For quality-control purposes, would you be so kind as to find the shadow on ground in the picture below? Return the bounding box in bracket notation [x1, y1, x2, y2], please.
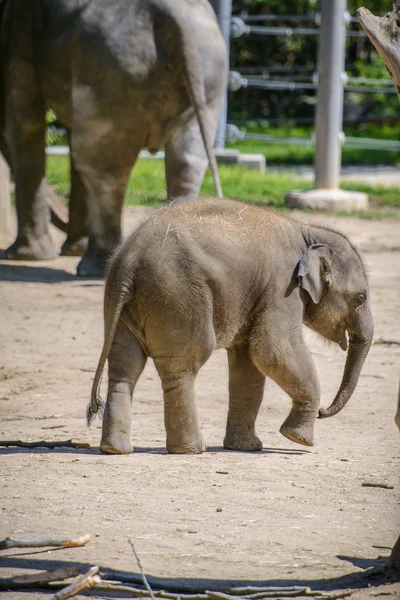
[0, 443, 311, 457]
[0, 552, 398, 595]
[0, 261, 103, 284]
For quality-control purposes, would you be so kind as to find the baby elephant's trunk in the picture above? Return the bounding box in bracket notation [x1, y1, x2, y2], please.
[319, 308, 374, 418]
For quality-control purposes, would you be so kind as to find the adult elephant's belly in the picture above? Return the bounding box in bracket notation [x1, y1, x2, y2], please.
[39, 62, 74, 129]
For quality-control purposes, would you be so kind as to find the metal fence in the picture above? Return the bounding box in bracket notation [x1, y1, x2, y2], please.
[212, 0, 398, 192]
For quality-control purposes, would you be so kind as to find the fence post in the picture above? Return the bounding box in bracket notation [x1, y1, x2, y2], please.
[286, 0, 368, 211]
[314, 0, 346, 189]
[210, 0, 232, 150]
[0, 152, 11, 237]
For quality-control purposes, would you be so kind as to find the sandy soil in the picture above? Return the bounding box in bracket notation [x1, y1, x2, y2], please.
[0, 206, 399, 599]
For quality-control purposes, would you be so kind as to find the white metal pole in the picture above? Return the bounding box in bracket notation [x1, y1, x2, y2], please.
[314, 0, 347, 189]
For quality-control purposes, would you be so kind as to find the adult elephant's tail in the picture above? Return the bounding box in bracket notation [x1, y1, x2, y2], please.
[171, 4, 227, 199]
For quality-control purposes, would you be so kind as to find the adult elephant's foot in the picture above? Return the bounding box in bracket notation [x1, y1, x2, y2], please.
[76, 250, 110, 277]
[279, 406, 316, 446]
[61, 236, 88, 257]
[166, 433, 206, 454]
[223, 429, 263, 452]
[6, 234, 57, 261]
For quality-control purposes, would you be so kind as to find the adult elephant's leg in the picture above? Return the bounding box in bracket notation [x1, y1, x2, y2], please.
[5, 72, 56, 260]
[76, 166, 131, 276]
[224, 344, 265, 451]
[60, 129, 89, 257]
[71, 127, 139, 276]
[164, 104, 220, 203]
[70, 80, 143, 276]
[100, 320, 147, 454]
[251, 336, 320, 447]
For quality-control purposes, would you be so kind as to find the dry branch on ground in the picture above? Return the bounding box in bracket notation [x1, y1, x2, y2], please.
[0, 534, 91, 550]
[0, 439, 90, 449]
[51, 566, 100, 600]
[0, 567, 81, 590]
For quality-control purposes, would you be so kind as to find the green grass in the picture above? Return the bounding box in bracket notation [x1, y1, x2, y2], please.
[46, 155, 400, 215]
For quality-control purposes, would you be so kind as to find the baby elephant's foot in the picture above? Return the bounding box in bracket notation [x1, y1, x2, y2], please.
[279, 407, 316, 446]
[100, 422, 132, 454]
[100, 437, 132, 454]
[224, 428, 263, 452]
[166, 433, 206, 454]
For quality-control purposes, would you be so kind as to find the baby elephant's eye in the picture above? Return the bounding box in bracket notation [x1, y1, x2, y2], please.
[354, 292, 366, 308]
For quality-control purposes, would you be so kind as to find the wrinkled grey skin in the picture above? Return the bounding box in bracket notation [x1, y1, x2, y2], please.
[88, 198, 374, 455]
[1, 0, 227, 275]
[390, 381, 400, 571]
[358, 3, 400, 101]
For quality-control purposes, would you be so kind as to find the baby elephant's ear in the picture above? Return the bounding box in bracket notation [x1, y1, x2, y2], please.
[297, 244, 333, 304]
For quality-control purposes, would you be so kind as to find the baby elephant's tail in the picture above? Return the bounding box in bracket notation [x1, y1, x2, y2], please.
[87, 270, 132, 425]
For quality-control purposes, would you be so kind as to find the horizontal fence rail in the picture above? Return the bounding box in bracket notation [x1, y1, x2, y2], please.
[242, 13, 360, 24]
[231, 17, 366, 38]
[228, 72, 397, 94]
[225, 125, 400, 152]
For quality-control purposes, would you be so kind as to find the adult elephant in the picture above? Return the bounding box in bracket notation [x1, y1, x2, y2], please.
[358, 3, 400, 573]
[1, 0, 227, 275]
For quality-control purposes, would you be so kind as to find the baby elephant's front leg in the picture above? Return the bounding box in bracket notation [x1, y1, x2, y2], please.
[252, 338, 320, 446]
[100, 323, 147, 454]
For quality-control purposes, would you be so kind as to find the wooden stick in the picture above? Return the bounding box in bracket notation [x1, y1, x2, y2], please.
[130, 539, 157, 600]
[94, 583, 209, 598]
[0, 534, 91, 550]
[373, 338, 400, 346]
[244, 590, 311, 599]
[310, 592, 357, 600]
[0, 440, 90, 449]
[207, 592, 246, 600]
[98, 581, 209, 600]
[228, 588, 309, 595]
[0, 567, 81, 590]
[361, 482, 394, 489]
[51, 566, 100, 600]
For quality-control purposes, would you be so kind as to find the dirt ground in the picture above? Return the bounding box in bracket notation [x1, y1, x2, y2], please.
[0, 204, 399, 599]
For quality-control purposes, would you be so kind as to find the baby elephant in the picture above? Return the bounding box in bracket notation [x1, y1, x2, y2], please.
[88, 198, 374, 454]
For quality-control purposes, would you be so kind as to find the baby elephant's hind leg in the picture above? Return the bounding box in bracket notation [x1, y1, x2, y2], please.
[100, 321, 147, 454]
[155, 359, 206, 454]
[224, 344, 265, 451]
